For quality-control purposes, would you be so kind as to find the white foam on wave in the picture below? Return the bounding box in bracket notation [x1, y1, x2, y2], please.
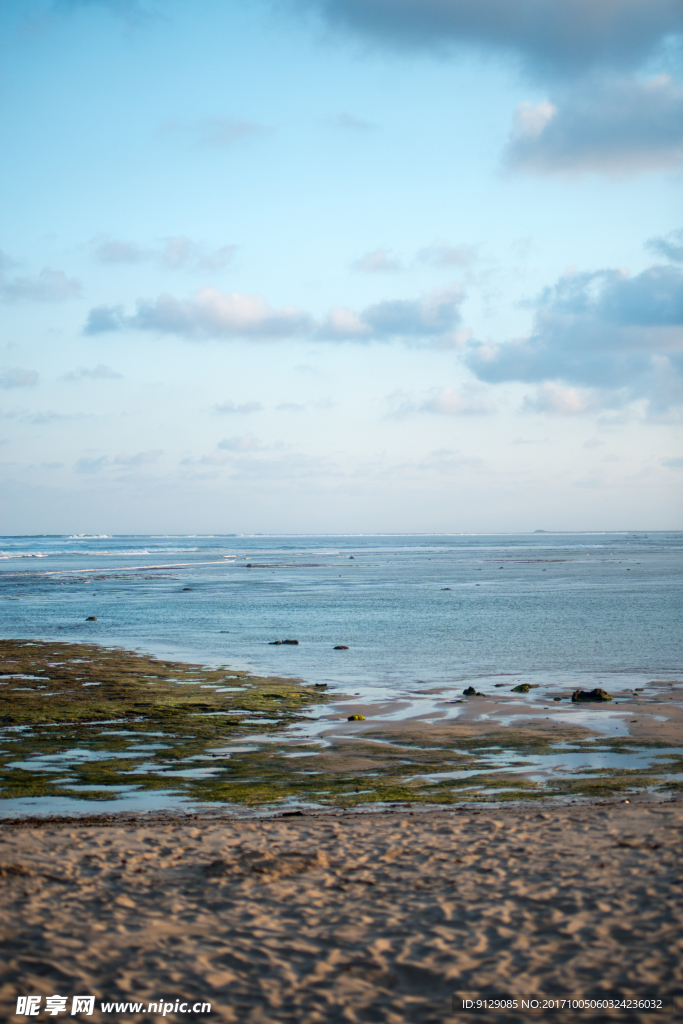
[67, 534, 111, 540]
[0, 552, 50, 559]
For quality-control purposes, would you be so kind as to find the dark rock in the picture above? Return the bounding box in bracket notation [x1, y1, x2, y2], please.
[463, 686, 486, 696]
[348, 714, 365, 721]
[314, 683, 328, 689]
[85, 616, 97, 621]
[572, 688, 614, 702]
[441, 587, 451, 590]
[268, 641, 282, 645]
[334, 645, 349, 649]
[182, 587, 193, 591]
[246, 563, 252, 567]
[349, 555, 354, 559]
[281, 810, 304, 817]
[282, 639, 299, 645]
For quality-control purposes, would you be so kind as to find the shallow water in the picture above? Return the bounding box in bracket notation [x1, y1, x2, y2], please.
[2, 532, 681, 696]
[2, 533, 682, 816]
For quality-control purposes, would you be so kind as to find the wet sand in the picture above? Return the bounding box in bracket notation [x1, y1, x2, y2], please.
[1, 799, 682, 1023]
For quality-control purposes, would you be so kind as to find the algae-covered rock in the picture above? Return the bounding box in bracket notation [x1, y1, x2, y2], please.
[571, 688, 613, 702]
[463, 686, 486, 697]
[334, 645, 349, 650]
[85, 616, 97, 621]
[348, 714, 365, 721]
[512, 684, 531, 693]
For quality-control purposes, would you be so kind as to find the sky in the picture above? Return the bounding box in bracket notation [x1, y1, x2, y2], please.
[0, 0, 681, 534]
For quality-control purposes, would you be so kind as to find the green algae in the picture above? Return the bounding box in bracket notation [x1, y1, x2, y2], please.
[0, 639, 327, 803]
[1, 640, 682, 811]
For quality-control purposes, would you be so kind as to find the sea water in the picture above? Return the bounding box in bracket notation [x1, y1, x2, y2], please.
[1, 532, 681, 697]
[2, 532, 682, 816]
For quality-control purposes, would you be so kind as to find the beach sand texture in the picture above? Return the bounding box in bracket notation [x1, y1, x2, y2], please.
[1, 801, 682, 1023]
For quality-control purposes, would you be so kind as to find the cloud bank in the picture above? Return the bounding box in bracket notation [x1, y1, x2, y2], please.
[388, 385, 494, 417]
[84, 285, 465, 344]
[647, 229, 683, 263]
[0, 368, 39, 389]
[318, 286, 464, 341]
[84, 289, 313, 339]
[92, 236, 236, 272]
[296, 0, 683, 77]
[0, 253, 81, 302]
[352, 247, 401, 273]
[504, 76, 683, 176]
[465, 263, 683, 410]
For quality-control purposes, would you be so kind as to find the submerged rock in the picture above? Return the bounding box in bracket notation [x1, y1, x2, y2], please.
[571, 688, 614, 702]
[333, 645, 349, 649]
[314, 683, 328, 689]
[182, 587, 193, 591]
[348, 714, 365, 721]
[463, 686, 486, 697]
[85, 616, 97, 621]
[269, 639, 300, 645]
[282, 639, 299, 645]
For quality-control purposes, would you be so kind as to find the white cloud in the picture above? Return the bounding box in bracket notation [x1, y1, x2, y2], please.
[387, 384, 495, 417]
[523, 382, 599, 415]
[91, 235, 236, 272]
[421, 386, 495, 415]
[0, 255, 81, 303]
[504, 76, 683, 176]
[94, 239, 149, 264]
[213, 400, 263, 414]
[465, 260, 683, 411]
[0, 368, 39, 388]
[319, 286, 465, 342]
[63, 364, 122, 381]
[85, 289, 313, 339]
[417, 240, 477, 267]
[75, 455, 108, 473]
[85, 284, 465, 345]
[317, 307, 371, 340]
[113, 450, 163, 466]
[352, 247, 402, 272]
[647, 229, 683, 264]
[217, 433, 261, 452]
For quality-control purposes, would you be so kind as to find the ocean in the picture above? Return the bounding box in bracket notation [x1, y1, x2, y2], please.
[2, 532, 681, 696]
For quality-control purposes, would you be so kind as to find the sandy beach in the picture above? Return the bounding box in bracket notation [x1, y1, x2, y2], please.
[1, 799, 682, 1023]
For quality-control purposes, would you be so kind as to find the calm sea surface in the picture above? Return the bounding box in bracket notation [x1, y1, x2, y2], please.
[1, 533, 681, 696]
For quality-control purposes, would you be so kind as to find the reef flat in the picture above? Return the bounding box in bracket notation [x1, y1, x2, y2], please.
[1, 640, 682, 812]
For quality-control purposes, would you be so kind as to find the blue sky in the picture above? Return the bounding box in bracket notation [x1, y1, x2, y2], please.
[0, 0, 681, 533]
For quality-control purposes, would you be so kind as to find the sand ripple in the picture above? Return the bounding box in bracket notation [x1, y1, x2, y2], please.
[1, 801, 682, 1022]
